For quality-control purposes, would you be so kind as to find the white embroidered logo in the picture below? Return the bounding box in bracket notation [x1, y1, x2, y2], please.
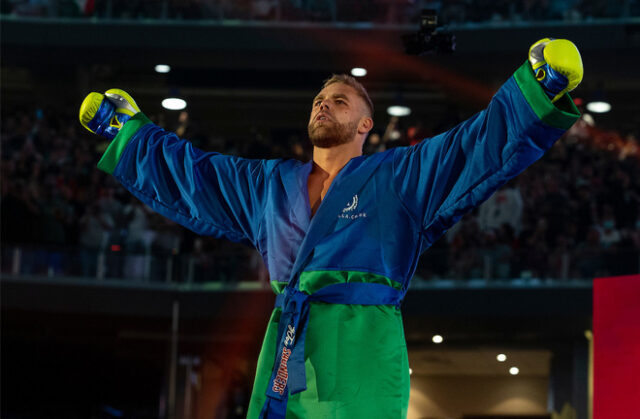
[338, 194, 367, 220]
[343, 195, 358, 212]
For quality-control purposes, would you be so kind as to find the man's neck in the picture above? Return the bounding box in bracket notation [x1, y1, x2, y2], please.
[311, 141, 362, 176]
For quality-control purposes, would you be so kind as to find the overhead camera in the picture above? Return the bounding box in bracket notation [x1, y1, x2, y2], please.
[402, 9, 456, 55]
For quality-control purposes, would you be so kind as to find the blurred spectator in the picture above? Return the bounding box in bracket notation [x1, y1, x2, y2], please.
[520, 218, 552, 278]
[597, 205, 622, 248]
[478, 183, 524, 235]
[149, 219, 182, 281]
[447, 216, 483, 279]
[481, 229, 513, 279]
[79, 203, 114, 277]
[364, 133, 385, 154]
[123, 198, 153, 279]
[574, 227, 605, 277]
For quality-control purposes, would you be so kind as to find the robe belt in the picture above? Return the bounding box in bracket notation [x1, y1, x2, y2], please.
[259, 282, 403, 419]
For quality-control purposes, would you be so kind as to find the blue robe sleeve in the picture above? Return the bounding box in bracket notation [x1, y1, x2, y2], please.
[391, 61, 580, 245]
[97, 114, 278, 246]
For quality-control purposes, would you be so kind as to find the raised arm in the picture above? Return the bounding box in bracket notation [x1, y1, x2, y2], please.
[79, 89, 277, 247]
[392, 39, 582, 246]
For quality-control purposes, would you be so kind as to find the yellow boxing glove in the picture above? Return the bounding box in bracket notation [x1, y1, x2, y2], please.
[528, 38, 583, 103]
[79, 88, 140, 140]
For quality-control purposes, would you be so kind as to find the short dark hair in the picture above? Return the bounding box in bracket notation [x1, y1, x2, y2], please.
[322, 74, 374, 117]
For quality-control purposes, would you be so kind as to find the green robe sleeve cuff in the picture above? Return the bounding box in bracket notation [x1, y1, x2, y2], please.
[513, 60, 581, 130]
[97, 112, 152, 174]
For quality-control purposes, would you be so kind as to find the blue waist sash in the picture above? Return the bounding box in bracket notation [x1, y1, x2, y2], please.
[259, 282, 402, 419]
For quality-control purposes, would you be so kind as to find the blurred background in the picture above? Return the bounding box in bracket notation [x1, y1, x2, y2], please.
[1, 1, 639, 418]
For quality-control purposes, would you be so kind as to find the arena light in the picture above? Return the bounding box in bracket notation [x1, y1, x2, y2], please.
[387, 105, 411, 117]
[432, 334, 443, 344]
[586, 101, 611, 113]
[155, 64, 171, 73]
[351, 67, 367, 77]
[409, 368, 413, 375]
[509, 367, 519, 375]
[497, 354, 507, 362]
[162, 98, 187, 110]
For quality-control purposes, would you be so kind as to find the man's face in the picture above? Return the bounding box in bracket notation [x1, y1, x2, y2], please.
[307, 83, 368, 148]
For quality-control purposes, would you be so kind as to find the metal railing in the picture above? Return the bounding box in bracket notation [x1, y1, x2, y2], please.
[414, 247, 640, 282]
[0, 244, 268, 285]
[1, 244, 638, 285]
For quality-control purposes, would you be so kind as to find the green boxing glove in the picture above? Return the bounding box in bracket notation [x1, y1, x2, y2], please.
[79, 88, 141, 140]
[528, 38, 584, 103]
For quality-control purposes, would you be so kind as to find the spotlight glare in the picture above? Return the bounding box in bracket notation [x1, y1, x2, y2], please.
[351, 67, 367, 77]
[162, 98, 187, 110]
[155, 64, 171, 73]
[586, 101, 611, 113]
[387, 105, 411, 117]
[432, 335, 443, 344]
[409, 368, 413, 375]
[509, 367, 519, 375]
[497, 354, 507, 362]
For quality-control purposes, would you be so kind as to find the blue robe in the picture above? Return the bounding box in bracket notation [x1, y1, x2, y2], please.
[97, 62, 579, 418]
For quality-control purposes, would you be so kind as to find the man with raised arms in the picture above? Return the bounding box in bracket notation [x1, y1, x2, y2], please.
[79, 38, 582, 418]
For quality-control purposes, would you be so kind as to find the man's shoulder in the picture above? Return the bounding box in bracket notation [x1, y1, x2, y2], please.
[364, 147, 403, 173]
[332, 149, 397, 181]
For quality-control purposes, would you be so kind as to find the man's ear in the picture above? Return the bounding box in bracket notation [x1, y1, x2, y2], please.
[358, 116, 374, 135]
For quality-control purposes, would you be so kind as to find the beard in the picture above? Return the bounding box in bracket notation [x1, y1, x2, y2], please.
[308, 119, 358, 148]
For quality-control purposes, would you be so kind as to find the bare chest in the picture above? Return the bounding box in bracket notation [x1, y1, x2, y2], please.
[307, 174, 336, 217]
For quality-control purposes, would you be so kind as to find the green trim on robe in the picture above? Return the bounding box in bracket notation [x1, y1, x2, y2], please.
[270, 270, 403, 296]
[252, 270, 409, 418]
[513, 61, 580, 130]
[271, 281, 289, 294]
[299, 270, 403, 295]
[97, 113, 152, 174]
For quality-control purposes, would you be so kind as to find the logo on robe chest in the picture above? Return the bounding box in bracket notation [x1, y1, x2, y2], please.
[339, 194, 367, 220]
[342, 195, 358, 212]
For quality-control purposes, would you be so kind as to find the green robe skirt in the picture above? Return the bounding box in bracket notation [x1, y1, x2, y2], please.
[246, 302, 410, 418]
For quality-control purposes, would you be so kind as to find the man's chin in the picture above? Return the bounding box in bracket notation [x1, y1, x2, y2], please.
[310, 136, 351, 148]
[308, 121, 357, 148]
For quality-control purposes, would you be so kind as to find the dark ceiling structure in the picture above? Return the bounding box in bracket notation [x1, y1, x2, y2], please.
[2, 18, 639, 139]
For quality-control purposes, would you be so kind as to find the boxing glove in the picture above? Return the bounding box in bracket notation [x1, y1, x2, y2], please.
[528, 38, 583, 103]
[79, 89, 140, 140]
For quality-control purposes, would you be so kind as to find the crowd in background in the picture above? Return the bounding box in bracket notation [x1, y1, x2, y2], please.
[1, 105, 639, 282]
[419, 117, 640, 280]
[3, 0, 639, 23]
